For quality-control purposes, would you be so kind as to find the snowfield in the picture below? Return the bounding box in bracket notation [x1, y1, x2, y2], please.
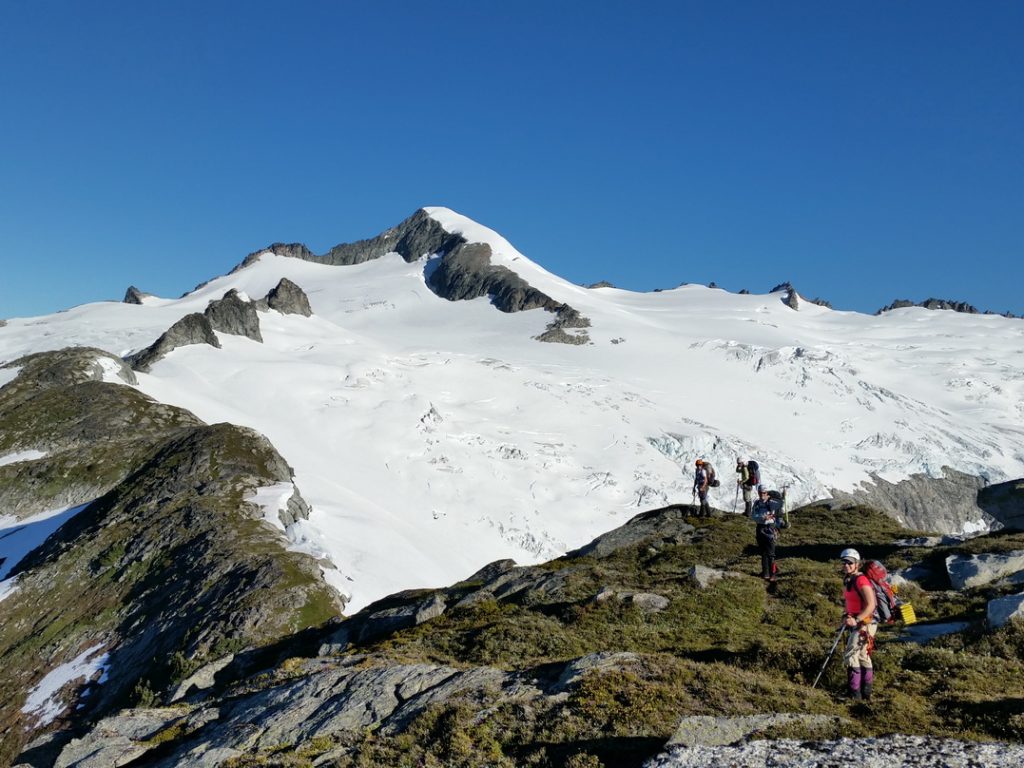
[2, 208, 1023, 611]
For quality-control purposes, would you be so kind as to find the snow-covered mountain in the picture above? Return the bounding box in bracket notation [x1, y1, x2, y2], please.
[2, 206, 1023, 612]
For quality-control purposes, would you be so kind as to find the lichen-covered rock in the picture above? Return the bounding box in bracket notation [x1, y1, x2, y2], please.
[355, 593, 447, 644]
[689, 565, 728, 588]
[169, 654, 235, 703]
[664, 713, 847, 748]
[646, 735, 1024, 768]
[566, 504, 696, 559]
[52, 707, 191, 767]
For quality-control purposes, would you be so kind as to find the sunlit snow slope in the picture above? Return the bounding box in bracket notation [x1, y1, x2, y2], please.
[2, 207, 1023, 611]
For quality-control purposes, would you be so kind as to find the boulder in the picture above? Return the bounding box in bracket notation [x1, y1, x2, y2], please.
[625, 592, 670, 612]
[978, 478, 1024, 531]
[946, 551, 1024, 590]
[356, 593, 447, 644]
[170, 654, 235, 702]
[987, 592, 1024, 629]
[554, 652, 641, 692]
[665, 713, 845, 748]
[689, 565, 727, 588]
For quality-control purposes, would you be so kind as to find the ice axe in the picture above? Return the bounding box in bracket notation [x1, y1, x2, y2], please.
[811, 626, 847, 689]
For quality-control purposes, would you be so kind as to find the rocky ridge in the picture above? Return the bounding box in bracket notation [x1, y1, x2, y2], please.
[877, 298, 1020, 319]
[0, 348, 343, 765]
[126, 279, 315, 371]
[235, 209, 591, 343]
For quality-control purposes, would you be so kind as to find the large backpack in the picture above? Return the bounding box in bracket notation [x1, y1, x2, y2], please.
[746, 460, 760, 487]
[862, 560, 900, 623]
[705, 463, 720, 487]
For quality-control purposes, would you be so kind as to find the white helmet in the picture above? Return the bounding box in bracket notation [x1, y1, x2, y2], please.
[839, 548, 861, 562]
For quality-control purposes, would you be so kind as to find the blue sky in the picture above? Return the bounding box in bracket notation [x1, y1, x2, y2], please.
[2, 1, 1021, 319]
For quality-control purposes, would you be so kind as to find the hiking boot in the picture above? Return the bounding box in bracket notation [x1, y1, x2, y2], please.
[862, 683, 873, 700]
[849, 688, 863, 701]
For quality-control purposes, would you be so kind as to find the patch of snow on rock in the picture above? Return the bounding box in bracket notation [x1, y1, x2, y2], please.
[21, 644, 110, 726]
[0, 576, 19, 603]
[0, 449, 48, 467]
[245, 482, 295, 532]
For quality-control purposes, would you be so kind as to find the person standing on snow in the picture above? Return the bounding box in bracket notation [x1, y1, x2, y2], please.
[751, 485, 784, 580]
[692, 459, 711, 517]
[839, 548, 878, 701]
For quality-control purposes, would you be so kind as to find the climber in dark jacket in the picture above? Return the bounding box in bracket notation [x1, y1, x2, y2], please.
[751, 485, 784, 580]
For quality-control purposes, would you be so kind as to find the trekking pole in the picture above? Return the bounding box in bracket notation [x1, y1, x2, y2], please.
[811, 626, 846, 689]
[733, 482, 739, 514]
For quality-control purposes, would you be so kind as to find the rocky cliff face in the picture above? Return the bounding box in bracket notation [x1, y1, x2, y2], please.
[0, 348, 343, 765]
[828, 467, 997, 533]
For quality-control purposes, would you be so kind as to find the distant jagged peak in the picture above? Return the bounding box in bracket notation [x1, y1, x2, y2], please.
[235, 208, 461, 271]
[876, 297, 1018, 318]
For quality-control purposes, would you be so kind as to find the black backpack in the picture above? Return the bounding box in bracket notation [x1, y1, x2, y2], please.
[747, 460, 760, 486]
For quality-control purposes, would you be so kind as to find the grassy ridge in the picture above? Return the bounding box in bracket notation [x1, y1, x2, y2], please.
[275, 505, 1024, 767]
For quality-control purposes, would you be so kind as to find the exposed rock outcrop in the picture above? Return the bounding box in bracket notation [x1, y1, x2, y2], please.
[664, 713, 847, 748]
[987, 593, 1024, 628]
[235, 209, 462, 271]
[875, 297, 1020, 318]
[646, 735, 1024, 768]
[828, 468, 991, 534]
[978, 478, 1024, 531]
[234, 209, 593, 342]
[122, 286, 153, 305]
[203, 290, 262, 342]
[125, 313, 220, 373]
[566, 504, 697, 558]
[265, 277, 313, 316]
